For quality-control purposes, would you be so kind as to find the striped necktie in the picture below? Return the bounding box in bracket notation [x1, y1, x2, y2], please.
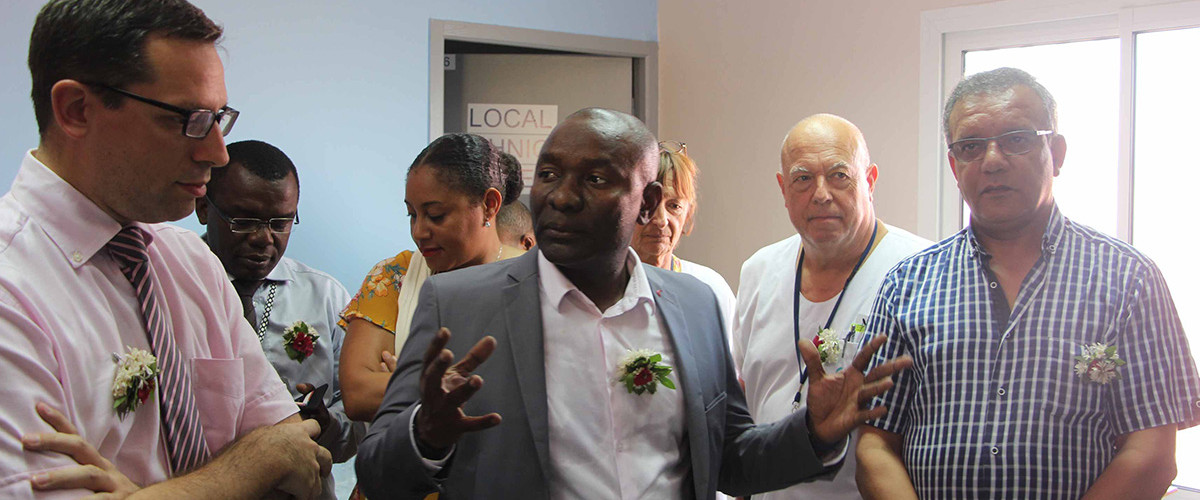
[107, 226, 211, 474]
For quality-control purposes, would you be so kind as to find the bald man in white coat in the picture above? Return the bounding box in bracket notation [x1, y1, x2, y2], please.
[732, 114, 930, 499]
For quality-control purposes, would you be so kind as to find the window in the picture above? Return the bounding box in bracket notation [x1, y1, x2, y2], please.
[1132, 25, 1200, 490]
[961, 38, 1120, 234]
[922, 0, 1200, 489]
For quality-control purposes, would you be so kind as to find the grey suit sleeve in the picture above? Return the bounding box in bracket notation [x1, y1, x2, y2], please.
[715, 309, 838, 495]
[355, 278, 445, 499]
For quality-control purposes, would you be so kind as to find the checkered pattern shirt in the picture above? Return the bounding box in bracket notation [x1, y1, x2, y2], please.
[865, 205, 1200, 499]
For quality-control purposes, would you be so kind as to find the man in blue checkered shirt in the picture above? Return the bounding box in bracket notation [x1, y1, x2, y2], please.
[856, 67, 1200, 499]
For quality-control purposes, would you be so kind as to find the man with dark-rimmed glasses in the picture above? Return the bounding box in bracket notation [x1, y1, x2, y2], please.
[196, 139, 362, 500]
[87, 82, 239, 140]
[0, 1, 330, 498]
[857, 66, 1200, 499]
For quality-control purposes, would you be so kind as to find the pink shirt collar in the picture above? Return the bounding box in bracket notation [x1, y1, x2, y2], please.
[11, 150, 143, 269]
[536, 246, 655, 314]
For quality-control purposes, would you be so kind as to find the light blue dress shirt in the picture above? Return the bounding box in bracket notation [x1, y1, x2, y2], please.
[242, 256, 364, 498]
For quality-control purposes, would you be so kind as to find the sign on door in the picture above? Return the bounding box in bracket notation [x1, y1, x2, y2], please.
[467, 103, 558, 193]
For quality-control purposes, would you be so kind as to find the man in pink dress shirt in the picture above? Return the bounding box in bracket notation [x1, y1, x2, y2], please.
[0, 1, 330, 498]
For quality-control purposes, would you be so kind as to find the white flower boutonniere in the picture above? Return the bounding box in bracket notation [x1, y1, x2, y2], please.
[283, 321, 319, 363]
[814, 323, 865, 367]
[112, 346, 159, 420]
[814, 328, 843, 365]
[615, 349, 676, 395]
[1074, 342, 1126, 385]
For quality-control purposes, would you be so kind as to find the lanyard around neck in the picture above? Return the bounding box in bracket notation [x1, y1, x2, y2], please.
[791, 221, 878, 407]
[255, 282, 278, 343]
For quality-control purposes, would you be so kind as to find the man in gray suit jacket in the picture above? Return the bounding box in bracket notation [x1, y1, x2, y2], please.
[356, 108, 911, 499]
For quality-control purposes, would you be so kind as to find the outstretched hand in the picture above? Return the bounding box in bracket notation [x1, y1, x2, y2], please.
[414, 327, 502, 451]
[800, 334, 912, 445]
[21, 402, 140, 498]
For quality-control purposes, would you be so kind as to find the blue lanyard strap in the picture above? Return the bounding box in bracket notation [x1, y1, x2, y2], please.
[792, 221, 878, 405]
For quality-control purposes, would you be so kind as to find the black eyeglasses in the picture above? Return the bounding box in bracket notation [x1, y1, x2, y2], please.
[204, 196, 298, 234]
[948, 129, 1053, 162]
[659, 140, 687, 155]
[89, 83, 239, 139]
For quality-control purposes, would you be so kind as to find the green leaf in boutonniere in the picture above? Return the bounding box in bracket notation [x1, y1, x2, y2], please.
[615, 348, 676, 395]
[813, 328, 844, 365]
[1073, 342, 1126, 385]
[112, 346, 159, 420]
[283, 321, 320, 363]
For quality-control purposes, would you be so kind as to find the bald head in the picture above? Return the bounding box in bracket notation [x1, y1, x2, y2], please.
[531, 107, 663, 273]
[781, 113, 871, 175]
[551, 107, 660, 183]
[776, 113, 879, 252]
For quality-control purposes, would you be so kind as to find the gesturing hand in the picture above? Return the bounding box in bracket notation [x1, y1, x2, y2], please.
[800, 334, 913, 446]
[21, 402, 140, 498]
[414, 327, 502, 451]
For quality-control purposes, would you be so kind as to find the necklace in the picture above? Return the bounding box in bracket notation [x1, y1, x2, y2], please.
[791, 221, 878, 410]
[255, 282, 277, 343]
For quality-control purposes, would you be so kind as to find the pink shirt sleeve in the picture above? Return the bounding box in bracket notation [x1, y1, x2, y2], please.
[0, 157, 296, 497]
[0, 288, 91, 499]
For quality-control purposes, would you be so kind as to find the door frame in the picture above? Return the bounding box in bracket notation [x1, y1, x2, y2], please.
[429, 19, 659, 142]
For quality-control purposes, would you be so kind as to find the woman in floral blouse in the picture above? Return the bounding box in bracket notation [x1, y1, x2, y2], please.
[339, 134, 525, 422]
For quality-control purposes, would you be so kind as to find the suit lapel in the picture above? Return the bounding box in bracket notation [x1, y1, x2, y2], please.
[647, 269, 710, 499]
[501, 251, 551, 482]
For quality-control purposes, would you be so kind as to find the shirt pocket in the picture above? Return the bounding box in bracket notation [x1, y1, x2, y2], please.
[1028, 334, 1107, 426]
[190, 358, 245, 451]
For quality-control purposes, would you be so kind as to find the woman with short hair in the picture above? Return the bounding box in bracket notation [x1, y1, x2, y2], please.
[631, 141, 736, 333]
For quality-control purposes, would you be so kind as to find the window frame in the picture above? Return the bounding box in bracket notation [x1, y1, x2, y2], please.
[918, 0, 1200, 240]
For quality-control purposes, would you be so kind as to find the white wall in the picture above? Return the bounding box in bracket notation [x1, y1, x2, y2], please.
[658, 0, 988, 288]
[0, 0, 657, 289]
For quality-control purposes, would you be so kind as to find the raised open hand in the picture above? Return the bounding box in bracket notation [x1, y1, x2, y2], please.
[414, 327, 502, 451]
[800, 334, 913, 445]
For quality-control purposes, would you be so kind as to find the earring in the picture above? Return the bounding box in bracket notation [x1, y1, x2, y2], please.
[484, 220, 491, 227]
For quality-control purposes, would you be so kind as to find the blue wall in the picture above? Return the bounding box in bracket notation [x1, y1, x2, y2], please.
[0, 0, 657, 289]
